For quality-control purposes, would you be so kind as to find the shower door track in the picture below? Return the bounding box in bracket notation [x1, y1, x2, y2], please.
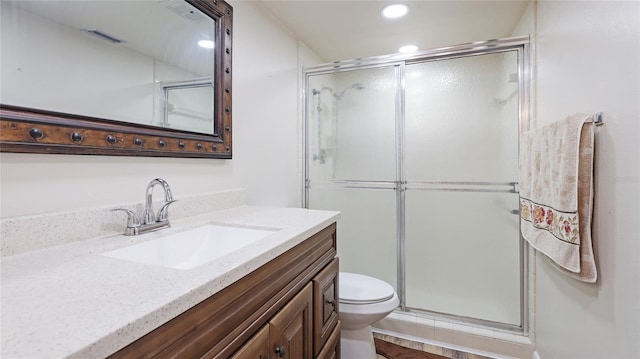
[307, 180, 518, 193]
[302, 36, 531, 334]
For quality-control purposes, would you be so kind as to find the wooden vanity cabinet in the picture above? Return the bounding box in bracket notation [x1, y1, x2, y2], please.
[233, 257, 340, 359]
[110, 223, 339, 359]
[231, 284, 313, 359]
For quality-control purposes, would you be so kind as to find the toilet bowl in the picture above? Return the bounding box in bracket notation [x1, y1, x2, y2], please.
[339, 272, 399, 359]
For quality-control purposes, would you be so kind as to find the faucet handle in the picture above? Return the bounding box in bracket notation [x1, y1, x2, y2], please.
[111, 208, 141, 228]
[157, 200, 177, 223]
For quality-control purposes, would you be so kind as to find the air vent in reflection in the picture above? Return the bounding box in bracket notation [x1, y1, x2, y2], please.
[161, 0, 207, 22]
[83, 28, 126, 44]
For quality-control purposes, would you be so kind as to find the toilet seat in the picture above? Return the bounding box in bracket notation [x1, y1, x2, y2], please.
[339, 272, 395, 305]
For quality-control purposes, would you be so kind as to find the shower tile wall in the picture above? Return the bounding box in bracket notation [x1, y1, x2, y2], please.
[375, 313, 534, 358]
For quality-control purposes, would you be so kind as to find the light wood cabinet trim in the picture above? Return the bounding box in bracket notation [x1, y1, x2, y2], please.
[110, 223, 337, 359]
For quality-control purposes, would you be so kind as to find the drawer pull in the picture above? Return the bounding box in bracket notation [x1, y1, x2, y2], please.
[326, 299, 335, 306]
[275, 345, 286, 357]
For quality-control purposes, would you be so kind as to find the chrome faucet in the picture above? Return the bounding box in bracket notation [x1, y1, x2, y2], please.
[113, 178, 177, 236]
[143, 178, 174, 224]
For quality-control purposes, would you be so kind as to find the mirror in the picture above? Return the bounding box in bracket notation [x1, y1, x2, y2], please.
[0, 0, 233, 158]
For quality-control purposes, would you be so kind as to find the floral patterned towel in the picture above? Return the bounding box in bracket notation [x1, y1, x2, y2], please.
[519, 113, 596, 283]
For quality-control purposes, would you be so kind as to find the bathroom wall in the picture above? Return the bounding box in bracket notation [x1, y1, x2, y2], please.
[533, 1, 640, 358]
[0, 0, 313, 219]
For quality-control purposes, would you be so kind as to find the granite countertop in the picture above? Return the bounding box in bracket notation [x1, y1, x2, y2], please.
[1, 206, 340, 358]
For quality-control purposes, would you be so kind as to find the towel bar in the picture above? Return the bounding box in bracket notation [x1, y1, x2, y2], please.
[592, 112, 604, 126]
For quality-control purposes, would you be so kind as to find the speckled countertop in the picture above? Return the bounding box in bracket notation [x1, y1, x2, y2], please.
[1, 206, 340, 359]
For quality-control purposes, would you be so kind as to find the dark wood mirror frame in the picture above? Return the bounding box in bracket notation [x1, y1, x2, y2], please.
[0, 0, 233, 159]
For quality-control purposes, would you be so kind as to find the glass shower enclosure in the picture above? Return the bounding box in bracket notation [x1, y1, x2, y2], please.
[303, 37, 529, 330]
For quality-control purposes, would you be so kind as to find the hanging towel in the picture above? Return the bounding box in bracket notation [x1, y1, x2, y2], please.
[519, 113, 597, 283]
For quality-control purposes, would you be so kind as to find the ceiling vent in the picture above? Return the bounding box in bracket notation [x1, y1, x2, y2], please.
[161, 0, 207, 22]
[83, 28, 126, 44]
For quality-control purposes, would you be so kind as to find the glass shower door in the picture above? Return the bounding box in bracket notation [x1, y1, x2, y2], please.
[305, 44, 526, 329]
[404, 51, 521, 325]
[306, 66, 400, 290]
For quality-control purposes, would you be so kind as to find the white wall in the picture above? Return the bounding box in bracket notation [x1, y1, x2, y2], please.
[225, 0, 301, 208]
[0, 1, 303, 218]
[534, 1, 640, 358]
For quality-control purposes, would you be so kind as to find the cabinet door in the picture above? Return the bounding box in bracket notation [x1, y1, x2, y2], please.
[269, 283, 313, 359]
[317, 321, 341, 359]
[313, 258, 339, 356]
[231, 325, 270, 359]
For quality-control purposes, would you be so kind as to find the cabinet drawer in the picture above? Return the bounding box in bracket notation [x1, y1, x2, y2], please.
[317, 321, 341, 359]
[313, 258, 339, 357]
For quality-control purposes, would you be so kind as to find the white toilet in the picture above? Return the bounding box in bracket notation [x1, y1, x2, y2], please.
[338, 272, 399, 359]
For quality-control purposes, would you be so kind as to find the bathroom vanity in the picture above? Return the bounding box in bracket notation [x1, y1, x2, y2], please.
[110, 223, 340, 358]
[0, 203, 340, 358]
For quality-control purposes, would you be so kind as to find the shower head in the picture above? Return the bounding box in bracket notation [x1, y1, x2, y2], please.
[312, 83, 364, 101]
[334, 83, 365, 100]
[313, 86, 335, 96]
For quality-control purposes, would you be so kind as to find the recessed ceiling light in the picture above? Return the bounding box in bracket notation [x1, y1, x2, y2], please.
[198, 40, 214, 49]
[399, 45, 419, 53]
[381, 4, 409, 19]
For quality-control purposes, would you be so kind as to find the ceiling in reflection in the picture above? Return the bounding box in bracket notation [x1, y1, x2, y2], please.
[6, 0, 214, 76]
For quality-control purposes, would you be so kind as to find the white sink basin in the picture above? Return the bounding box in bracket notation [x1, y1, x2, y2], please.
[101, 224, 277, 270]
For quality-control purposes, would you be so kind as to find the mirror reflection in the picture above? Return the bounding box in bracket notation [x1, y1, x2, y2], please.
[163, 78, 214, 133]
[0, 0, 216, 135]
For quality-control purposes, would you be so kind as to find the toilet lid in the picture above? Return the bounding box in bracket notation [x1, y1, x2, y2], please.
[339, 272, 395, 305]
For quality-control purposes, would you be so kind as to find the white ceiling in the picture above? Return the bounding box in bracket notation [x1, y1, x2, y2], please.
[6, 0, 530, 73]
[254, 0, 530, 62]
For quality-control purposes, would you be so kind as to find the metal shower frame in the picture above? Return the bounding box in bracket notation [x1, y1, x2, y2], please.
[302, 36, 532, 333]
